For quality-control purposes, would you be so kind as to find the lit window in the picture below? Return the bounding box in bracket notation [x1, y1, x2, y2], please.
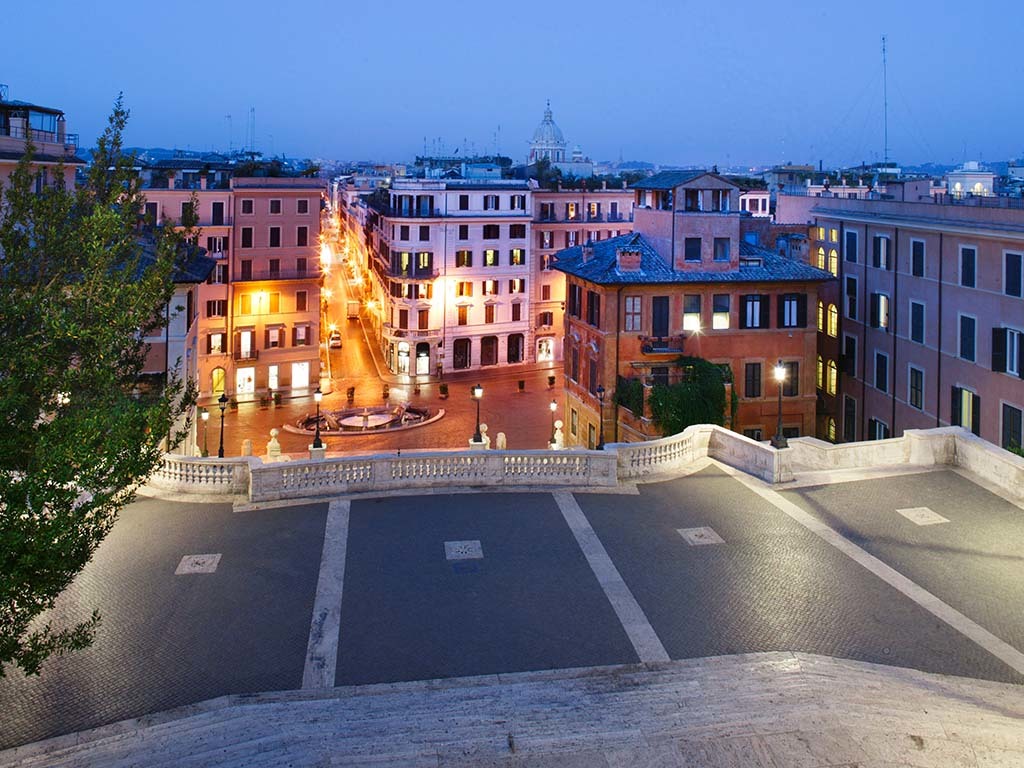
[816, 355, 824, 389]
[683, 295, 701, 332]
[827, 360, 837, 395]
[829, 228, 839, 243]
[827, 418, 836, 441]
[827, 304, 838, 337]
[712, 294, 730, 329]
[817, 226, 825, 241]
[816, 247, 826, 270]
[817, 300, 824, 332]
[828, 249, 839, 276]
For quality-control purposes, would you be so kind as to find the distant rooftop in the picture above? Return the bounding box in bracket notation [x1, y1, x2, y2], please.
[631, 170, 709, 190]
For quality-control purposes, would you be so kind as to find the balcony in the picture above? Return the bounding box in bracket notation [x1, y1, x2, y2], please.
[607, 212, 630, 222]
[383, 324, 442, 339]
[638, 335, 685, 354]
[236, 269, 315, 282]
[0, 124, 79, 150]
[387, 267, 439, 281]
[586, 212, 604, 222]
[233, 349, 259, 361]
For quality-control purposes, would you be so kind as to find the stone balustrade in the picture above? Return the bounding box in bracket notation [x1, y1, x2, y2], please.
[148, 425, 1024, 505]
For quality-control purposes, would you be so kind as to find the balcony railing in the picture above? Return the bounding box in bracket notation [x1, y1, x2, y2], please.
[0, 124, 79, 149]
[236, 269, 315, 282]
[387, 267, 439, 281]
[638, 335, 685, 354]
[383, 324, 442, 339]
[586, 212, 604, 222]
[233, 349, 259, 361]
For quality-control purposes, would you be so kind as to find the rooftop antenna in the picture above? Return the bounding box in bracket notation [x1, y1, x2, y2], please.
[882, 35, 889, 168]
[225, 114, 232, 153]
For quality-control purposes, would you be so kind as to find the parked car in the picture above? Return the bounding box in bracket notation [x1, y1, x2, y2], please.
[328, 330, 343, 349]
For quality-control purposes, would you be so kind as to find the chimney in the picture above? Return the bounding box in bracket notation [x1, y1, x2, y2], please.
[581, 240, 594, 263]
[616, 247, 642, 271]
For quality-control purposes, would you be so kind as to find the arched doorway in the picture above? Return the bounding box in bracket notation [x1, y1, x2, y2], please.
[415, 342, 431, 375]
[507, 333, 524, 364]
[211, 367, 226, 396]
[537, 337, 554, 362]
[396, 341, 410, 374]
[453, 338, 471, 369]
[481, 336, 498, 366]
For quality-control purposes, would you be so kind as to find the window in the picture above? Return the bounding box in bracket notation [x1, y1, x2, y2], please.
[207, 332, 225, 354]
[293, 325, 309, 346]
[910, 301, 925, 344]
[843, 396, 857, 442]
[959, 315, 976, 361]
[483, 224, 500, 240]
[269, 258, 280, 279]
[783, 361, 799, 397]
[1006, 252, 1023, 297]
[241, 227, 253, 248]
[455, 250, 472, 268]
[684, 237, 701, 262]
[828, 249, 839, 276]
[241, 199, 254, 215]
[816, 226, 826, 241]
[482, 279, 499, 296]
[712, 294, 730, 329]
[459, 194, 469, 211]
[509, 278, 526, 294]
[269, 199, 282, 215]
[911, 240, 925, 277]
[1003, 404, 1023, 451]
[843, 334, 857, 377]
[872, 235, 891, 270]
[570, 345, 580, 381]
[297, 199, 309, 214]
[951, 386, 980, 436]
[992, 327, 1023, 376]
[456, 281, 473, 297]
[683, 295, 701, 331]
[398, 225, 409, 241]
[960, 247, 976, 287]
[266, 327, 282, 348]
[625, 296, 642, 331]
[418, 309, 430, 330]
[744, 363, 762, 398]
[568, 284, 582, 318]
[484, 249, 499, 267]
[875, 351, 888, 393]
[484, 305, 495, 324]
[845, 276, 858, 320]
[868, 418, 891, 440]
[817, 300, 824, 331]
[180, 201, 195, 225]
[825, 304, 837, 337]
[240, 260, 252, 280]
[206, 299, 227, 317]
[541, 284, 551, 301]
[779, 294, 805, 328]
[817, 355, 824, 389]
[296, 291, 307, 312]
[538, 311, 553, 326]
[510, 224, 526, 239]
[268, 292, 280, 313]
[740, 295, 767, 328]
[540, 231, 552, 249]
[566, 231, 578, 248]
[483, 194, 499, 211]
[845, 230, 857, 263]
[827, 418, 837, 441]
[269, 227, 281, 248]
[826, 359, 837, 395]
[296, 226, 308, 247]
[829, 228, 839, 243]
[417, 252, 432, 272]
[511, 302, 522, 322]
[509, 248, 525, 265]
[586, 291, 601, 327]
[511, 194, 526, 210]
[588, 359, 598, 395]
[570, 408, 578, 437]
[457, 305, 468, 325]
[713, 238, 730, 262]
[458, 224, 469, 240]
[909, 366, 924, 410]
[816, 247, 826, 270]
[419, 225, 430, 241]
[870, 293, 890, 330]
[744, 428, 763, 441]
[207, 262, 228, 284]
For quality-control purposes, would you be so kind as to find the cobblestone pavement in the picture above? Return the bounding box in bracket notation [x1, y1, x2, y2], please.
[2, 466, 1023, 750]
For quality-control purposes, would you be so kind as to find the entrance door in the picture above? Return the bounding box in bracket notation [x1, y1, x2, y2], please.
[396, 341, 410, 374]
[453, 338, 471, 369]
[415, 342, 430, 375]
[481, 336, 498, 366]
[212, 201, 224, 226]
[268, 365, 279, 391]
[236, 367, 255, 394]
[537, 337, 554, 362]
[291, 361, 310, 389]
[211, 367, 226, 395]
[651, 296, 669, 337]
[507, 333, 524, 364]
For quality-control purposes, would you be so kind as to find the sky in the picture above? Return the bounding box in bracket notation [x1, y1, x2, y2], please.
[4, 0, 1023, 168]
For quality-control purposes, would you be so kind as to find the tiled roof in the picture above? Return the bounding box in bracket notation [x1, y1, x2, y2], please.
[631, 170, 708, 190]
[0, 150, 86, 164]
[552, 233, 834, 285]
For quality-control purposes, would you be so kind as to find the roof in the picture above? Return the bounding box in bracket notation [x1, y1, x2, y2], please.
[0, 149, 86, 165]
[173, 248, 218, 284]
[552, 233, 834, 285]
[0, 99, 64, 116]
[631, 170, 708, 190]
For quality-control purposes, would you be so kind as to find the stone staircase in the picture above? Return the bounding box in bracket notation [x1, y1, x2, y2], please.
[3, 653, 1023, 767]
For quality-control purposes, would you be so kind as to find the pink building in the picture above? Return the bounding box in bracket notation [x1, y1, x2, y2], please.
[806, 196, 1024, 451]
[0, 90, 82, 190]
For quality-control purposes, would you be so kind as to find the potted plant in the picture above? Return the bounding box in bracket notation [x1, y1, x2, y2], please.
[272, 391, 282, 406]
[547, 375, 556, 388]
[346, 386, 355, 403]
[382, 384, 390, 400]
[439, 383, 449, 399]
[229, 396, 239, 410]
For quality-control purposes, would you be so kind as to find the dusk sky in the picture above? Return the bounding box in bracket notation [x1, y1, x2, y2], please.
[5, 0, 1022, 168]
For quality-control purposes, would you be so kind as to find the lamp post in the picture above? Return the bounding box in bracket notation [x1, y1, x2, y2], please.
[596, 384, 606, 450]
[313, 385, 323, 449]
[771, 360, 788, 449]
[549, 399, 557, 447]
[201, 409, 210, 457]
[472, 383, 483, 443]
[217, 392, 228, 458]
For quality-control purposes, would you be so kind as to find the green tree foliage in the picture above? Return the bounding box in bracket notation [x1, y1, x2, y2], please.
[0, 98, 195, 677]
[647, 357, 728, 436]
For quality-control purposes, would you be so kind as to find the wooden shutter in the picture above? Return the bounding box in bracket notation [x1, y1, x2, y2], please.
[971, 393, 981, 436]
[872, 237, 881, 268]
[759, 295, 769, 329]
[1018, 335, 1024, 379]
[739, 296, 750, 329]
[206, 334, 212, 354]
[869, 294, 880, 328]
[992, 328, 1007, 373]
[292, 327, 298, 346]
[796, 294, 807, 327]
[951, 386, 962, 426]
[265, 329, 271, 349]
[776, 295, 785, 328]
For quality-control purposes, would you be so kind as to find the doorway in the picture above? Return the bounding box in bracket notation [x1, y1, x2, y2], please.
[415, 342, 430, 375]
[235, 367, 255, 395]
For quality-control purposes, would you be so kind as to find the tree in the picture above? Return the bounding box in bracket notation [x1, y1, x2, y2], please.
[0, 98, 195, 677]
[647, 357, 729, 436]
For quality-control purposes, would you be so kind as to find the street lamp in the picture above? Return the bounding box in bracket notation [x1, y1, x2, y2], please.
[549, 399, 557, 447]
[313, 385, 324, 449]
[201, 409, 210, 457]
[217, 392, 228, 458]
[472, 383, 483, 443]
[596, 385, 606, 450]
[771, 360, 788, 449]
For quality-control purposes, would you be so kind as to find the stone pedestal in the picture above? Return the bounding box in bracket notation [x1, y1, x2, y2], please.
[266, 429, 282, 462]
[468, 439, 487, 451]
[308, 445, 327, 460]
[241, 439, 254, 457]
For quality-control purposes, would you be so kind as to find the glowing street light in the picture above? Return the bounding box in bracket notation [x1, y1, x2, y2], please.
[472, 384, 483, 443]
[549, 399, 557, 447]
[771, 360, 788, 449]
[596, 385, 606, 449]
[217, 392, 228, 458]
[313, 385, 324, 449]
[200, 409, 210, 457]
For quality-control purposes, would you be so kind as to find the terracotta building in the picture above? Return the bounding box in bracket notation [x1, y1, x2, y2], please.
[553, 171, 833, 448]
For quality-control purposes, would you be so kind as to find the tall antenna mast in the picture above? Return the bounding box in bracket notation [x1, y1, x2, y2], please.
[882, 35, 889, 168]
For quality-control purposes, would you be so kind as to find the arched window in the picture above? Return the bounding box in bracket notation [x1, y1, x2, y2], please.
[211, 367, 226, 396]
[827, 418, 837, 442]
[827, 304, 839, 337]
[816, 355, 824, 389]
[827, 359, 838, 395]
[816, 246, 826, 270]
[828, 248, 839, 276]
[817, 300, 824, 332]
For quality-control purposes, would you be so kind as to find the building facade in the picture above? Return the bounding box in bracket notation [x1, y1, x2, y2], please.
[555, 171, 833, 448]
[806, 196, 1024, 451]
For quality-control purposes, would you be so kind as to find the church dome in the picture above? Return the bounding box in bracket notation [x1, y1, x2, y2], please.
[531, 102, 565, 147]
